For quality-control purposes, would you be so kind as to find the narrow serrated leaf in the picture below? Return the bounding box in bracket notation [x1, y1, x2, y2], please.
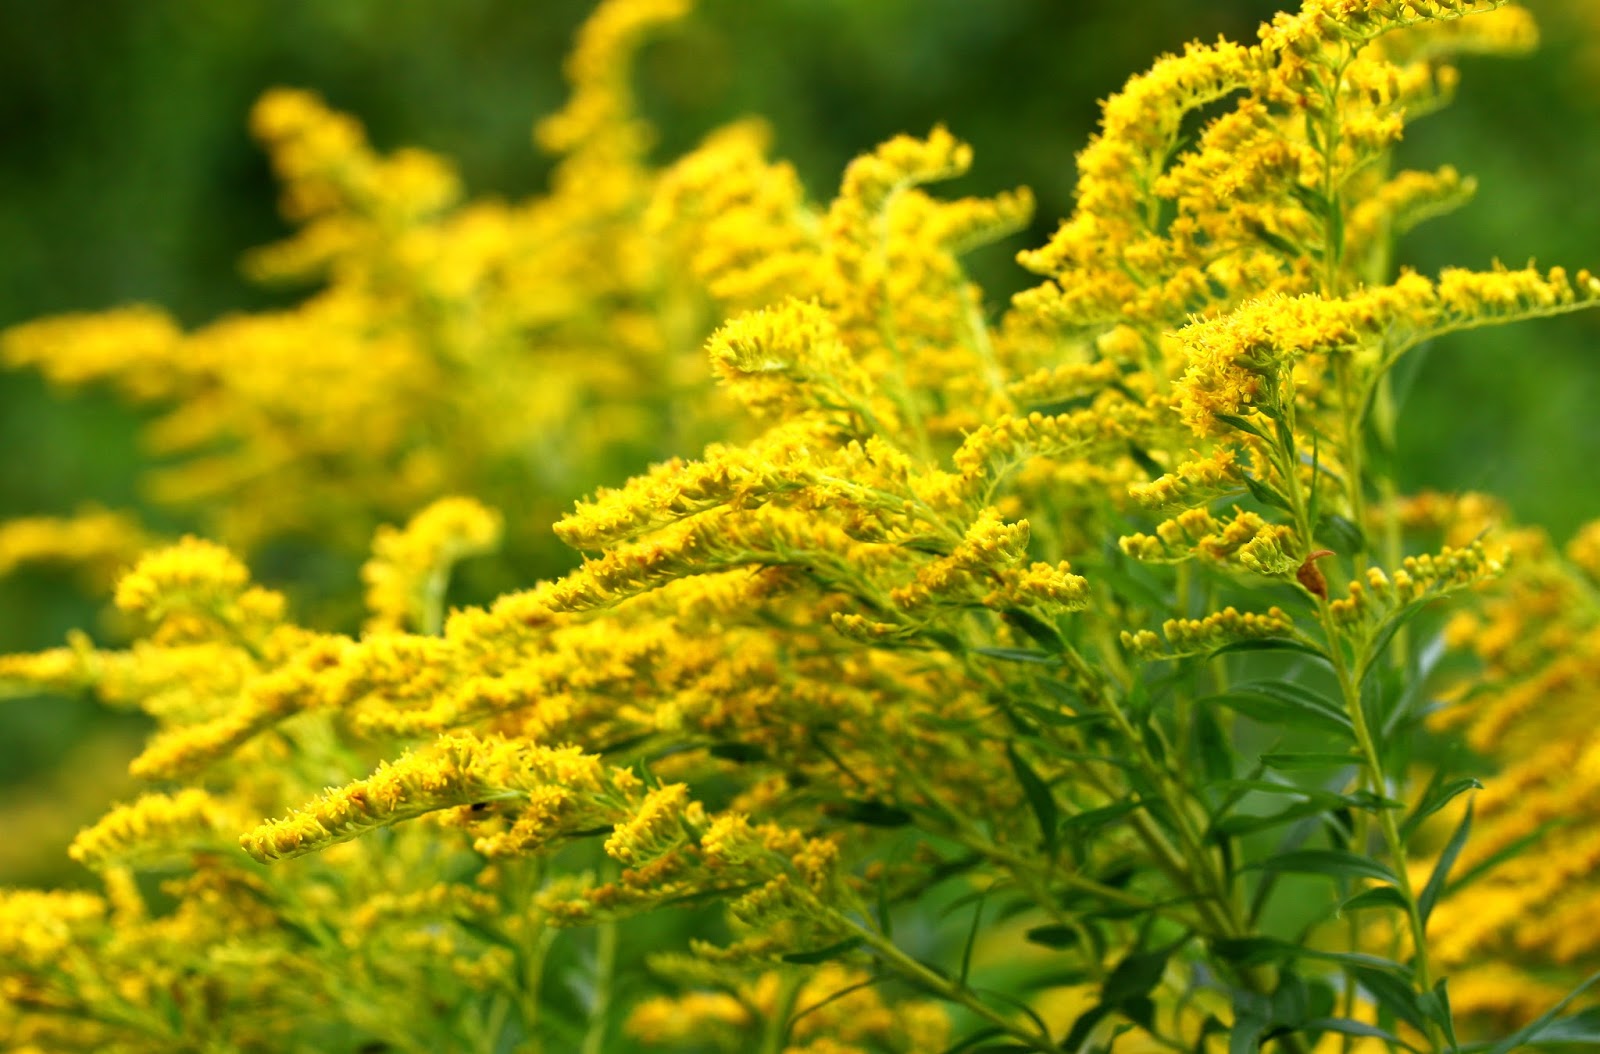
[1351, 965, 1429, 1034]
[940, 1026, 1007, 1054]
[1401, 777, 1481, 840]
[1250, 848, 1396, 884]
[1199, 682, 1353, 739]
[1244, 473, 1292, 512]
[782, 937, 863, 965]
[1260, 751, 1361, 770]
[1302, 1018, 1414, 1050]
[1214, 413, 1271, 441]
[837, 800, 915, 827]
[1340, 886, 1409, 913]
[1485, 970, 1600, 1054]
[1006, 740, 1059, 857]
[1207, 638, 1333, 665]
[1024, 924, 1082, 950]
[1418, 802, 1473, 923]
[972, 646, 1061, 665]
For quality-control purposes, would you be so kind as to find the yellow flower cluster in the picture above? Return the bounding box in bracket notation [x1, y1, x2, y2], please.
[361, 496, 503, 634]
[0, 508, 146, 588]
[68, 789, 238, 872]
[627, 963, 950, 1052]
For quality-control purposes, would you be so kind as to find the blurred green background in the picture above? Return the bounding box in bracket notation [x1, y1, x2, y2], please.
[1, 0, 1595, 884]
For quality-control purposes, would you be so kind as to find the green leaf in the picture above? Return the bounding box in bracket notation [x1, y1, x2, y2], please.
[1244, 473, 1292, 513]
[1401, 777, 1481, 840]
[1214, 412, 1271, 441]
[959, 897, 985, 986]
[1061, 800, 1143, 839]
[1062, 1005, 1114, 1053]
[1230, 1012, 1267, 1054]
[1316, 513, 1366, 556]
[1006, 740, 1059, 857]
[1207, 638, 1332, 665]
[1214, 799, 1337, 837]
[1420, 979, 1459, 1053]
[1260, 751, 1361, 770]
[1194, 704, 1235, 784]
[1012, 703, 1109, 731]
[972, 646, 1060, 666]
[1200, 680, 1354, 738]
[1212, 937, 1406, 975]
[973, 988, 1055, 1046]
[940, 1027, 1007, 1054]
[707, 741, 766, 762]
[1350, 965, 1429, 1035]
[1127, 443, 1166, 479]
[1301, 1018, 1414, 1050]
[1211, 779, 1393, 811]
[1123, 996, 1157, 1034]
[1446, 817, 1565, 896]
[1245, 220, 1305, 261]
[1512, 1006, 1600, 1046]
[782, 937, 863, 964]
[1289, 182, 1332, 218]
[1102, 943, 1177, 1005]
[1340, 886, 1410, 913]
[1250, 848, 1397, 884]
[1484, 970, 1600, 1054]
[1024, 924, 1083, 950]
[837, 800, 915, 827]
[1418, 802, 1472, 923]
[1359, 597, 1436, 685]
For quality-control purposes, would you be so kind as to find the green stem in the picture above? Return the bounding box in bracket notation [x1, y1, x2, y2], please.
[1320, 603, 1439, 1050]
[579, 918, 619, 1054]
[761, 973, 806, 1054]
[839, 915, 1060, 1054]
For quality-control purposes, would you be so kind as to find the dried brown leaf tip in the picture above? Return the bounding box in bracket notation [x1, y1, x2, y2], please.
[1296, 548, 1336, 600]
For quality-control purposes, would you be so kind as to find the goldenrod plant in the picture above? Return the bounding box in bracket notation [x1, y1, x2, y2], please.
[3, 1, 1599, 1051]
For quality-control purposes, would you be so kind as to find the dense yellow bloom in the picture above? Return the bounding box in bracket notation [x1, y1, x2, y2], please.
[68, 789, 238, 872]
[241, 732, 627, 861]
[0, 508, 147, 587]
[361, 496, 503, 634]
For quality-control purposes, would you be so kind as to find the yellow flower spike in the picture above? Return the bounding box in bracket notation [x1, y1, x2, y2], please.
[889, 509, 1029, 612]
[646, 120, 822, 311]
[604, 783, 693, 866]
[534, 0, 692, 156]
[831, 126, 972, 222]
[1006, 360, 1123, 410]
[0, 304, 184, 398]
[1345, 166, 1477, 256]
[361, 496, 503, 635]
[125, 629, 349, 780]
[1128, 449, 1243, 509]
[249, 87, 461, 231]
[68, 789, 238, 872]
[553, 444, 772, 551]
[1158, 605, 1296, 657]
[952, 405, 1145, 495]
[1234, 525, 1300, 577]
[0, 508, 148, 588]
[114, 537, 286, 645]
[0, 889, 105, 969]
[240, 733, 622, 863]
[706, 299, 879, 425]
[991, 560, 1093, 613]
